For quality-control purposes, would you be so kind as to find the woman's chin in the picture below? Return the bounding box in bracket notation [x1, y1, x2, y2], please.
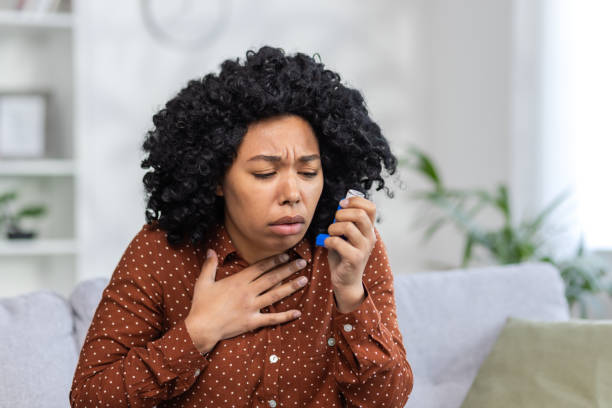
[264, 223, 308, 251]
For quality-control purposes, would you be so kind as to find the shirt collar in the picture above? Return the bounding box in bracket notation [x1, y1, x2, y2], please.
[207, 222, 313, 265]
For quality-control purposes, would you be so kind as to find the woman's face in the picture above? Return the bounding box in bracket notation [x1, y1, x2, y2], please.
[216, 114, 324, 264]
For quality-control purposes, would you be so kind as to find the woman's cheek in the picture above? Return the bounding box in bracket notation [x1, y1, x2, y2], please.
[303, 184, 322, 207]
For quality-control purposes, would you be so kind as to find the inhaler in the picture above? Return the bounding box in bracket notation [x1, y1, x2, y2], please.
[315, 189, 365, 247]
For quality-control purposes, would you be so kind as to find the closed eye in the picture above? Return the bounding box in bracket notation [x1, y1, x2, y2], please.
[254, 173, 275, 179]
[253, 172, 319, 179]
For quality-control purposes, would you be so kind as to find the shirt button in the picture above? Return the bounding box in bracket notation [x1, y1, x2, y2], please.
[343, 323, 353, 332]
[327, 337, 336, 346]
[269, 354, 279, 363]
[194, 368, 201, 377]
[268, 399, 277, 407]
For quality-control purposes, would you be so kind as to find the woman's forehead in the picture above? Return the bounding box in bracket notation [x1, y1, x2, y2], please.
[237, 115, 320, 159]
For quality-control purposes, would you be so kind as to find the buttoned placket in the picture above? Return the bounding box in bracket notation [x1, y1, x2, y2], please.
[231, 256, 283, 407]
[219, 240, 316, 407]
[257, 248, 309, 408]
[260, 302, 282, 407]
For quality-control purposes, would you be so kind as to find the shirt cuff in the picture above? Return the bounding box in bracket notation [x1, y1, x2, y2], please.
[149, 319, 212, 383]
[331, 281, 382, 343]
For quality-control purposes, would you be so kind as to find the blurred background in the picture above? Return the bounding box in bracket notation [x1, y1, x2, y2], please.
[0, 0, 610, 317]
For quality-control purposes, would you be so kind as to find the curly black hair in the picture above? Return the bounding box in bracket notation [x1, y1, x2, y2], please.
[141, 45, 397, 249]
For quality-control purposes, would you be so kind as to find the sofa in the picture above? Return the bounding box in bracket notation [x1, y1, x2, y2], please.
[0, 262, 569, 408]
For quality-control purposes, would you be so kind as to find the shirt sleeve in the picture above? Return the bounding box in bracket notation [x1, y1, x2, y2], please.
[69, 226, 211, 408]
[330, 227, 414, 408]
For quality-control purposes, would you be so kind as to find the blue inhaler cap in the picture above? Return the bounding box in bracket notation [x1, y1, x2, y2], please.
[316, 233, 329, 247]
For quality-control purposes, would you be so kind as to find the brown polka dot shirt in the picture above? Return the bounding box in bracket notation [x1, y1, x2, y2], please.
[70, 222, 413, 407]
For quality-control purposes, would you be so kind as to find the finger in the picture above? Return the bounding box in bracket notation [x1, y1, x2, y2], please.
[250, 258, 307, 294]
[334, 208, 375, 241]
[328, 221, 369, 252]
[323, 235, 361, 264]
[199, 249, 219, 284]
[244, 252, 292, 282]
[254, 275, 308, 309]
[254, 309, 302, 329]
[340, 196, 376, 225]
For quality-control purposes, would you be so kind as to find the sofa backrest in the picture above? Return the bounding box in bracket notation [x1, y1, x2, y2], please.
[394, 262, 570, 408]
[8, 262, 567, 408]
[0, 290, 78, 408]
[69, 277, 109, 351]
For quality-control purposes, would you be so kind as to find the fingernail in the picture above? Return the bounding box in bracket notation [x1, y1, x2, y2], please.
[280, 253, 289, 262]
[293, 311, 302, 318]
[339, 199, 349, 207]
[206, 249, 214, 259]
[296, 259, 307, 268]
[297, 276, 308, 287]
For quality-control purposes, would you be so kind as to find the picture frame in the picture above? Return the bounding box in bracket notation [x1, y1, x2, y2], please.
[0, 92, 48, 159]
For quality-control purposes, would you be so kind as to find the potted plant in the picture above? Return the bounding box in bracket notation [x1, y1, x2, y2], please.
[0, 190, 47, 239]
[400, 146, 612, 318]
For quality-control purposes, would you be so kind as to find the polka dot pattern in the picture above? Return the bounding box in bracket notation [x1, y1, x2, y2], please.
[69, 223, 413, 407]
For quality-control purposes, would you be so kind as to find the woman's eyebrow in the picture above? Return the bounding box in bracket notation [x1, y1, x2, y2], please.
[247, 154, 321, 163]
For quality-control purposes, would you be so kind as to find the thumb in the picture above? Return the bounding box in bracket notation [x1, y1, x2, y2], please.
[199, 248, 218, 283]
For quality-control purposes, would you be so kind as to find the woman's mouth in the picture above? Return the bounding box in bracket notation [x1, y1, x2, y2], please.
[269, 222, 305, 235]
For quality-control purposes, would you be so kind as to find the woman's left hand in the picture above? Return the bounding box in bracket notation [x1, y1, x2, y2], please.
[324, 196, 377, 308]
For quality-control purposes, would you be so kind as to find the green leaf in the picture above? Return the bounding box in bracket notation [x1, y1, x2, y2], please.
[406, 146, 442, 190]
[525, 188, 571, 237]
[422, 216, 448, 242]
[576, 235, 585, 257]
[464, 196, 489, 221]
[472, 189, 496, 205]
[461, 234, 475, 267]
[0, 191, 17, 205]
[577, 297, 588, 319]
[494, 184, 511, 223]
[15, 206, 46, 219]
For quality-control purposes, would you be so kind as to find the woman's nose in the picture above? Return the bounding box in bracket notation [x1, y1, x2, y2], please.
[279, 174, 300, 205]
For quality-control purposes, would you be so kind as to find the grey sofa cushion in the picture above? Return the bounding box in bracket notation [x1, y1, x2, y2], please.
[395, 262, 570, 408]
[69, 277, 108, 351]
[0, 290, 77, 408]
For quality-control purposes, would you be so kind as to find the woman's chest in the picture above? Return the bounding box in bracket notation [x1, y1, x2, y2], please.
[162, 258, 337, 360]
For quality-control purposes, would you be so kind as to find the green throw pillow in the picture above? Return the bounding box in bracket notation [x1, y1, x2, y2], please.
[461, 317, 612, 408]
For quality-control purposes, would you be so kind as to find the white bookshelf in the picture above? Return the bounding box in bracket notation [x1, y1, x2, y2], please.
[0, 2, 77, 299]
[0, 159, 75, 176]
[0, 9, 72, 29]
[0, 238, 77, 256]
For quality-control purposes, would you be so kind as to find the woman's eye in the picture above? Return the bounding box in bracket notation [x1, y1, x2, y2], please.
[254, 173, 275, 179]
[253, 172, 318, 179]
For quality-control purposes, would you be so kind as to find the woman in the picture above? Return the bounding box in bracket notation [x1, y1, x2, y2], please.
[70, 46, 413, 408]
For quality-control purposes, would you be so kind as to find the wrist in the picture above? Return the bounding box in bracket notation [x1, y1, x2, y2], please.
[185, 315, 218, 355]
[333, 283, 366, 313]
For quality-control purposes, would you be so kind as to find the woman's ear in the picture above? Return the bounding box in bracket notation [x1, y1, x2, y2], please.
[215, 184, 224, 197]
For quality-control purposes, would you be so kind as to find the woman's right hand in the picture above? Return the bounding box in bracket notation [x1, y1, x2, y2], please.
[184, 249, 308, 354]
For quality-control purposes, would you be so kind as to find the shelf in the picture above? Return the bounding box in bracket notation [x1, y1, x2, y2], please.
[0, 2, 77, 298]
[0, 238, 77, 256]
[0, 159, 75, 176]
[0, 10, 72, 29]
